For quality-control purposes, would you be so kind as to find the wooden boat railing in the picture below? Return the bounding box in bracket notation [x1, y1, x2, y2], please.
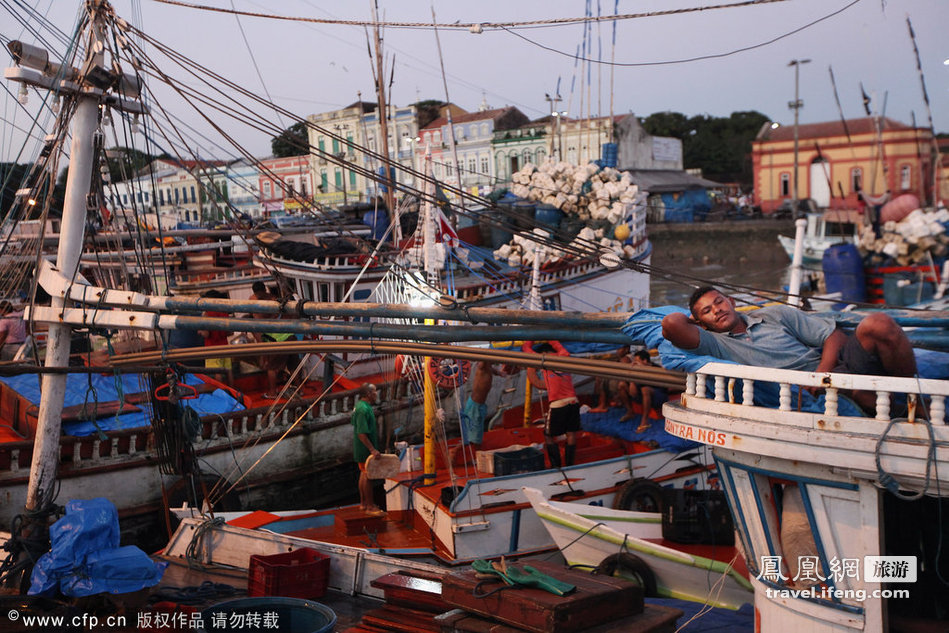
[0, 378, 415, 477]
[664, 362, 949, 493]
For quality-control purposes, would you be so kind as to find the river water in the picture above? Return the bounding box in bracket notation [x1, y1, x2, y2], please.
[645, 220, 814, 307]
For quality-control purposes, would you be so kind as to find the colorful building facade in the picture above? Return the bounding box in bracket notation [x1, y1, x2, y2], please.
[752, 117, 936, 214]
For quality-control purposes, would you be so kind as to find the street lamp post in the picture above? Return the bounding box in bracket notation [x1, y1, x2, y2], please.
[787, 59, 810, 308]
[788, 59, 811, 213]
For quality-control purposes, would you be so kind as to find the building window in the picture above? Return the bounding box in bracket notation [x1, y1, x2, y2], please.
[174, 189, 179, 203]
[334, 169, 342, 188]
[122, 194, 128, 204]
[446, 162, 453, 177]
[522, 149, 531, 166]
[320, 170, 328, 192]
[780, 173, 790, 197]
[480, 156, 489, 174]
[349, 170, 356, 188]
[318, 137, 325, 153]
[850, 167, 863, 193]
[900, 164, 912, 190]
[467, 157, 476, 176]
[263, 181, 271, 198]
[190, 186, 196, 202]
[433, 131, 442, 145]
[300, 177, 307, 196]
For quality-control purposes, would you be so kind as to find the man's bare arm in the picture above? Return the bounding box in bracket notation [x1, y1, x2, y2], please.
[661, 312, 701, 350]
[815, 328, 847, 374]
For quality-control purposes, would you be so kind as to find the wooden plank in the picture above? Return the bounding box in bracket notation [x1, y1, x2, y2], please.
[370, 571, 445, 613]
[441, 561, 643, 633]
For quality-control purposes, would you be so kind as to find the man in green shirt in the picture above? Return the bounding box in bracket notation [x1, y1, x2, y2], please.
[352, 383, 382, 514]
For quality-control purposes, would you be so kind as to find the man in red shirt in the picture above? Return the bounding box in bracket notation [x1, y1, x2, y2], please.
[523, 340, 580, 468]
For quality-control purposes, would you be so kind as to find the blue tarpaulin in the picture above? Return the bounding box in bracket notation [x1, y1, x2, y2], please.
[0, 372, 245, 436]
[30, 498, 166, 597]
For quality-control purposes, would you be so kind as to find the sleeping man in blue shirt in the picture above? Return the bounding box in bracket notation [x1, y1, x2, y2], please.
[661, 286, 917, 413]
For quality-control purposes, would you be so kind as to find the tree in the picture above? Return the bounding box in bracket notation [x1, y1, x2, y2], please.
[641, 110, 770, 185]
[271, 121, 309, 157]
[104, 147, 164, 183]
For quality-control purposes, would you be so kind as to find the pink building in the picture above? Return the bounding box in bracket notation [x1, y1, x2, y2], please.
[258, 155, 312, 216]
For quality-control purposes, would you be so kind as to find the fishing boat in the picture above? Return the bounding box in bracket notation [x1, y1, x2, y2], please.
[171, 425, 716, 565]
[659, 354, 949, 630]
[523, 487, 753, 610]
[0, 0, 656, 549]
[777, 208, 862, 266]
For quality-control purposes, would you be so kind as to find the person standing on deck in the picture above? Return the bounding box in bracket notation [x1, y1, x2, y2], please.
[629, 350, 669, 433]
[352, 383, 383, 515]
[196, 290, 233, 384]
[523, 340, 580, 468]
[0, 300, 27, 361]
[251, 281, 291, 398]
[453, 361, 502, 466]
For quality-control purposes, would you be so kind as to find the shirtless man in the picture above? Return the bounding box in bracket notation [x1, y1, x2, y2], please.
[454, 361, 501, 466]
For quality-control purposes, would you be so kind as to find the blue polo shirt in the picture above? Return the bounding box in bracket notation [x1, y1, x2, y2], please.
[691, 306, 837, 372]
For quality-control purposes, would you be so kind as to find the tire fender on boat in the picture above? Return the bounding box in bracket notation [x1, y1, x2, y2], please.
[593, 552, 657, 597]
[612, 479, 664, 513]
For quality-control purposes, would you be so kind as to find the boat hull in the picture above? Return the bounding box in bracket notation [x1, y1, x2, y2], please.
[524, 488, 752, 610]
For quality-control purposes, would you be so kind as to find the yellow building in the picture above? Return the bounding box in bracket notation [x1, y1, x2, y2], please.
[752, 117, 936, 214]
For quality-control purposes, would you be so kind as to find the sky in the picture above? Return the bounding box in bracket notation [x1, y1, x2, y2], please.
[1, 0, 947, 163]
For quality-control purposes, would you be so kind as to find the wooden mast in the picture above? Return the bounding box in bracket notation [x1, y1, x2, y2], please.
[370, 1, 397, 227]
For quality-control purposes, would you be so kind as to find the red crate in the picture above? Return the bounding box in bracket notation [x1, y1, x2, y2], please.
[248, 548, 330, 599]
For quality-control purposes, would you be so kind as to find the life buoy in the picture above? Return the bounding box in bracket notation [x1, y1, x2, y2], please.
[593, 553, 657, 597]
[427, 357, 470, 390]
[613, 479, 665, 513]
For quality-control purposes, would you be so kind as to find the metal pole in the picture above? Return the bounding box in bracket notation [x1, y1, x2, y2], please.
[787, 217, 808, 307]
[788, 59, 810, 213]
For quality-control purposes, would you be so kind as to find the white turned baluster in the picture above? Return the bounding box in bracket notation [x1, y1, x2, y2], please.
[875, 392, 891, 421]
[110, 438, 119, 458]
[727, 378, 736, 404]
[825, 388, 838, 417]
[129, 435, 137, 455]
[686, 373, 696, 396]
[931, 395, 945, 425]
[779, 383, 791, 411]
[715, 376, 727, 402]
[92, 439, 101, 463]
[742, 379, 755, 406]
[73, 441, 82, 467]
[696, 374, 707, 399]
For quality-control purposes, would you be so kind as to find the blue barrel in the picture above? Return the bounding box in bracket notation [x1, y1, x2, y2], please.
[200, 597, 336, 633]
[512, 200, 536, 229]
[600, 143, 618, 168]
[361, 209, 389, 242]
[822, 243, 866, 305]
[535, 204, 563, 229]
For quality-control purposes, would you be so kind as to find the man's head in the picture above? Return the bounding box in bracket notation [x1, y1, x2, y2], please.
[251, 281, 267, 296]
[533, 342, 555, 353]
[688, 286, 741, 333]
[359, 383, 378, 404]
[632, 350, 652, 365]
